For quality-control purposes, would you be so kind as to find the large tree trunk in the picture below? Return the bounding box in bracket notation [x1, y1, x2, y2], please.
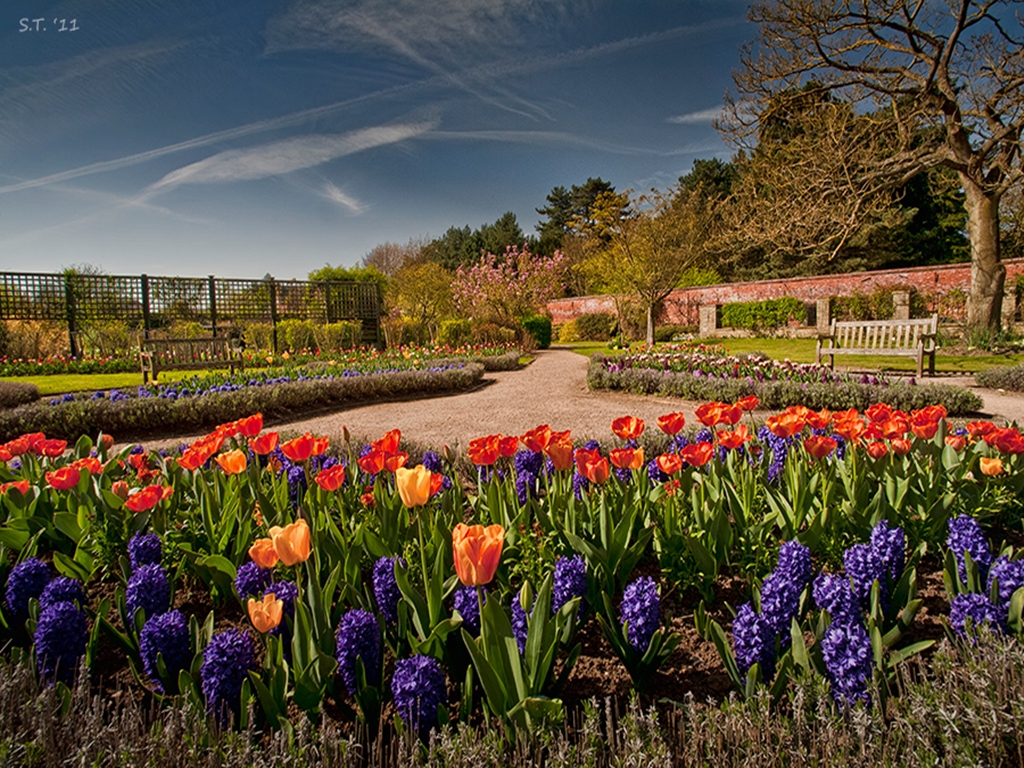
[963, 177, 1005, 334]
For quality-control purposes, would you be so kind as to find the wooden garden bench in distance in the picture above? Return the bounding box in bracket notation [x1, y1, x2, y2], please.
[816, 315, 938, 378]
[140, 337, 245, 383]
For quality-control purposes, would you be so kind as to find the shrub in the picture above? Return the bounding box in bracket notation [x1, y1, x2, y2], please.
[556, 320, 580, 343]
[575, 312, 617, 341]
[0, 381, 40, 410]
[473, 323, 517, 345]
[278, 319, 317, 352]
[243, 322, 274, 352]
[520, 315, 552, 349]
[654, 324, 695, 343]
[720, 297, 805, 331]
[313, 321, 362, 352]
[3, 321, 69, 359]
[976, 363, 1024, 392]
[438, 319, 473, 347]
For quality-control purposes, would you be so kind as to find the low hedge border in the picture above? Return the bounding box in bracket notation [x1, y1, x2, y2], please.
[976, 362, 1024, 393]
[587, 354, 983, 415]
[0, 363, 485, 443]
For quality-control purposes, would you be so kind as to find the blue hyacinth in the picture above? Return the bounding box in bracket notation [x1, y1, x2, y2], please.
[39, 576, 85, 611]
[128, 532, 162, 571]
[813, 573, 859, 626]
[843, 544, 882, 609]
[453, 585, 485, 637]
[34, 601, 87, 685]
[869, 521, 905, 592]
[392, 655, 447, 739]
[234, 561, 273, 599]
[732, 601, 774, 676]
[126, 564, 170, 620]
[201, 629, 256, 723]
[511, 593, 530, 654]
[988, 556, 1024, 615]
[553, 555, 587, 615]
[950, 592, 1005, 637]
[619, 576, 660, 652]
[373, 556, 404, 624]
[4, 557, 52, 618]
[335, 609, 381, 696]
[139, 609, 191, 692]
[947, 515, 993, 586]
[821, 620, 873, 707]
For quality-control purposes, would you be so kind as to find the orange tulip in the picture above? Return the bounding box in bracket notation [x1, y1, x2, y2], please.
[521, 424, 553, 453]
[358, 447, 386, 475]
[611, 415, 645, 441]
[269, 519, 311, 566]
[249, 538, 280, 568]
[945, 435, 967, 452]
[177, 447, 208, 471]
[766, 411, 805, 439]
[125, 484, 171, 513]
[46, 466, 81, 491]
[98, 433, 115, 452]
[695, 401, 729, 427]
[803, 435, 838, 460]
[498, 435, 519, 458]
[656, 412, 686, 435]
[38, 439, 68, 458]
[0, 446, 11, 462]
[609, 447, 645, 470]
[891, 438, 912, 456]
[736, 395, 759, 412]
[880, 416, 909, 440]
[468, 435, 501, 466]
[372, 429, 402, 454]
[980, 457, 1004, 476]
[452, 523, 504, 586]
[681, 442, 714, 467]
[717, 424, 752, 451]
[215, 449, 248, 475]
[281, 433, 315, 463]
[865, 403, 893, 423]
[0, 479, 30, 496]
[429, 472, 444, 497]
[248, 593, 283, 633]
[396, 465, 433, 507]
[578, 454, 609, 484]
[544, 432, 574, 471]
[314, 464, 346, 491]
[866, 441, 889, 459]
[111, 480, 130, 500]
[804, 409, 832, 431]
[71, 457, 103, 475]
[311, 436, 330, 457]
[910, 419, 940, 440]
[656, 453, 683, 475]
[383, 451, 409, 472]
[966, 421, 997, 440]
[236, 414, 264, 438]
[833, 416, 866, 443]
[249, 431, 280, 455]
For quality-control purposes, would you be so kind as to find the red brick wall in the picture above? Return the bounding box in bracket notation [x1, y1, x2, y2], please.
[547, 259, 1024, 325]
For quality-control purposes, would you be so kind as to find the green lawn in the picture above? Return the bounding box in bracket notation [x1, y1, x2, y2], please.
[8, 370, 206, 397]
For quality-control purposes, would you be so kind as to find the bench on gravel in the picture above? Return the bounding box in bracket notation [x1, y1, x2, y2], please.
[816, 315, 939, 378]
[140, 337, 244, 383]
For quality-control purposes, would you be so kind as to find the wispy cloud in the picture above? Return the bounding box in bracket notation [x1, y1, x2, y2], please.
[320, 181, 367, 214]
[667, 106, 724, 125]
[423, 129, 660, 155]
[143, 120, 437, 197]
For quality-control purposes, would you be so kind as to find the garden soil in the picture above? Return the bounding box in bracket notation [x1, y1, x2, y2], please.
[138, 346, 1024, 453]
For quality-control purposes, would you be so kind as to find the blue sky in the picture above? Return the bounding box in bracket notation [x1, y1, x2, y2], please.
[0, 0, 753, 280]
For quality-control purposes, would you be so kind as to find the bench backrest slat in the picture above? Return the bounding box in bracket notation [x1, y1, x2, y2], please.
[827, 316, 936, 351]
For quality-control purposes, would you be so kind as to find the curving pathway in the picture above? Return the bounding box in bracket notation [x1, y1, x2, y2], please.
[135, 347, 1024, 452]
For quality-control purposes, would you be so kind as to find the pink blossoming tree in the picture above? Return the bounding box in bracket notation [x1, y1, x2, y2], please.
[452, 246, 566, 325]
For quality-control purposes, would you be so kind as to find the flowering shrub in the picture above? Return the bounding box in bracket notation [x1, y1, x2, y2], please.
[452, 246, 567, 325]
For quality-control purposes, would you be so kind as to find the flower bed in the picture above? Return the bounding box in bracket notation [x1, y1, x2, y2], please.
[0, 401, 1022, 756]
[588, 349, 983, 414]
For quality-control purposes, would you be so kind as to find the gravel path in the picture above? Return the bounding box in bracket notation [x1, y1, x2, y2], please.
[138, 347, 1024, 452]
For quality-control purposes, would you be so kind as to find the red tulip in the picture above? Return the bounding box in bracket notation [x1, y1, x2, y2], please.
[521, 424, 553, 453]
[866, 441, 889, 459]
[681, 442, 714, 467]
[609, 447, 645, 471]
[498, 435, 519, 458]
[468, 435, 501, 466]
[803, 435, 838, 460]
[236, 413, 263, 438]
[544, 432, 574, 471]
[46, 466, 81, 491]
[736, 395, 759, 412]
[611, 416, 645, 441]
[717, 424, 752, 451]
[357, 448, 386, 475]
[372, 429, 401, 454]
[656, 453, 683, 475]
[280, 433, 315, 463]
[315, 464, 346, 491]
[0, 479, 30, 496]
[656, 412, 686, 435]
[249, 432, 280, 455]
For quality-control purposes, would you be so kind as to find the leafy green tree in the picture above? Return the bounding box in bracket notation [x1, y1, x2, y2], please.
[307, 264, 388, 291]
[423, 212, 531, 272]
[535, 178, 624, 254]
[392, 261, 455, 338]
[678, 158, 738, 201]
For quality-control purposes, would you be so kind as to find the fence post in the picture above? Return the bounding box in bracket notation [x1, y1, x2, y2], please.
[141, 274, 151, 339]
[268, 277, 279, 353]
[64, 275, 79, 358]
[208, 275, 218, 338]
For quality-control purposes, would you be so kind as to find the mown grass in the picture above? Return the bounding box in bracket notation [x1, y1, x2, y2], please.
[5, 371, 195, 396]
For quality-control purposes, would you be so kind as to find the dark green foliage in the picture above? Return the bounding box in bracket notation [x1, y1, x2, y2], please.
[654, 325, 696, 343]
[0, 364, 485, 442]
[587, 356, 982, 414]
[719, 298, 805, 330]
[520, 316, 552, 349]
[0, 381, 39, 410]
[574, 312, 617, 341]
[678, 157, 739, 200]
[976, 363, 1024, 392]
[424, 213, 532, 271]
[534, 178, 622, 255]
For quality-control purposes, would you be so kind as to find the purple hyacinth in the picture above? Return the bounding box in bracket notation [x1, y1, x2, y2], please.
[869, 521, 905, 591]
[34, 601, 87, 685]
[515, 472, 540, 505]
[553, 555, 587, 615]
[126, 564, 170, 620]
[512, 594, 530, 654]
[732, 602, 774, 676]
[373, 557, 404, 624]
[335, 609, 381, 696]
[234, 561, 272, 599]
[4, 557, 51, 618]
[421, 450, 452, 490]
[453, 585, 485, 637]
[619, 576, 660, 652]
[759, 572, 801, 641]
[950, 593, 1005, 637]
[39, 576, 85, 611]
[813, 573, 859, 625]
[128, 532, 162, 570]
[844, 544, 883, 609]
[646, 458, 669, 485]
[947, 516, 993, 586]
[776, 541, 812, 589]
[391, 655, 447, 739]
[201, 629, 256, 722]
[514, 449, 544, 478]
[821, 620, 873, 707]
[287, 465, 307, 508]
[139, 609, 191, 692]
[988, 556, 1024, 615]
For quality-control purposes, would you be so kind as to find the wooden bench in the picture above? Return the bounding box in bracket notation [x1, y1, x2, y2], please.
[140, 337, 244, 383]
[816, 315, 938, 378]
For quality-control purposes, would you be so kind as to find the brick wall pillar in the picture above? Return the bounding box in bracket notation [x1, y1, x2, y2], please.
[816, 297, 831, 335]
[699, 304, 718, 337]
[1003, 290, 1018, 329]
[893, 291, 910, 320]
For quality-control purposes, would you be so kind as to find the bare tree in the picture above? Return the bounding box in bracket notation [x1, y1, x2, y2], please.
[722, 0, 1024, 332]
[361, 237, 426, 277]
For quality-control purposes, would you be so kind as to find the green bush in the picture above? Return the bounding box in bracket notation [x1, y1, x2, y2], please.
[438, 319, 473, 347]
[720, 297, 805, 331]
[0, 381, 39, 410]
[278, 319, 317, 352]
[654, 324, 695, 343]
[313, 321, 362, 352]
[242, 322, 274, 351]
[976, 363, 1024, 392]
[520, 315, 552, 349]
[575, 312, 617, 341]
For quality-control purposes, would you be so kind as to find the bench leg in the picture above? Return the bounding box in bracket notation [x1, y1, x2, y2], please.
[916, 349, 923, 379]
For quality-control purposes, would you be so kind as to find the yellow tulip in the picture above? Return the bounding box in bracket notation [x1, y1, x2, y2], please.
[395, 465, 432, 508]
[269, 519, 311, 566]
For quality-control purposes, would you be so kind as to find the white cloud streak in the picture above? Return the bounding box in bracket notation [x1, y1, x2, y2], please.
[320, 181, 367, 214]
[667, 106, 724, 125]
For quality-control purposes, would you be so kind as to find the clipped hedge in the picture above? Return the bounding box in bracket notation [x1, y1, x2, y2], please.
[0, 381, 39, 410]
[587, 354, 982, 415]
[0, 364, 484, 443]
[575, 312, 617, 341]
[520, 315, 552, 349]
[976, 363, 1024, 393]
[720, 297, 805, 330]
